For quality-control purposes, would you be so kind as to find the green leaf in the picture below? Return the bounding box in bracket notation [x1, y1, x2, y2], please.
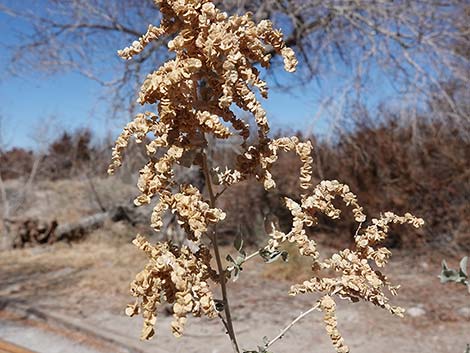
[239, 248, 247, 258]
[459, 256, 468, 277]
[232, 267, 241, 282]
[259, 248, 289, 264]
[440, 258, 468, 285]
[234, 233, 244, 252]
[440, 268, 464, 283]
[214, 299, 224, 312]
[281, 251, 289, 262]
[235, 255, 244, 265]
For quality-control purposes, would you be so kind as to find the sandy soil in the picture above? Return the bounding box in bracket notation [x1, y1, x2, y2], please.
[0, 235, 469, 353]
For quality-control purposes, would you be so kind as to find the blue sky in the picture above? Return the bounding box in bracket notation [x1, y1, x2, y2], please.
[0, 5, 126, 148]
[0, 1, 395, 150]
[0, 65, 320, 149]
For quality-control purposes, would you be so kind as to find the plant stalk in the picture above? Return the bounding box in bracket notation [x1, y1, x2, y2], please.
[264, 302, 320, 350]
[201, 151, 241, 353]
[263, 288, 340, 350]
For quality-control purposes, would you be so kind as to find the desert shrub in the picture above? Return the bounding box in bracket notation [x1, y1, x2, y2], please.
[0, 148, 34, 180]
[316, 115, 469, 250]
[218, 115, 469, 251]
[2, 102, 466, 253]
[108, 1, 424, 352]
[40, 129, 98, 179]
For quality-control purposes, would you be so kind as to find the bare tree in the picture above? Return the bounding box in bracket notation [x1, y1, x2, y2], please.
[1, 0, 469, 128]
[0, 115, 52, 249]
[0, 115, 11, 249]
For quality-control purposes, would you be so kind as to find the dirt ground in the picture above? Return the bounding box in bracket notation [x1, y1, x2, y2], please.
[0, 231, 469, 353]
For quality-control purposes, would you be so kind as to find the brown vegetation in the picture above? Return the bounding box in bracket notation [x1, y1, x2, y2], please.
[1, 114, 468, 252]
[220, 116, 469, 251]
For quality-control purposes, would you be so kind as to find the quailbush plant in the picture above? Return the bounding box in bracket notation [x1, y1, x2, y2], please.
[108, 1, 424, 352]
[439, 256, 469, 293]
[439, 256, 469, 353]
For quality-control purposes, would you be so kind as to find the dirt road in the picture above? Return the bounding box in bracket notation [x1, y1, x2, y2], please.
[0, 339, 36, 353]
[0, 240, 469, 353]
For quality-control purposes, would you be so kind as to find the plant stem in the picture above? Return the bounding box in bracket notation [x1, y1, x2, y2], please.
[263, 302, 320, 350]
[244, 250, 260, 262]
[263, 289, 340, 350]
[201, 151, 241, 353]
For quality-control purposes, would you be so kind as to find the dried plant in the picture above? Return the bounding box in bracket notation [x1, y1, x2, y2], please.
[108, 1, 424, 352]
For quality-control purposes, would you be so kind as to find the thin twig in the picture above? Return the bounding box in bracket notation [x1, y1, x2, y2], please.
[264, 302, 321, 350]
[86, 173, 107, 212]
[244, 250, 260, 262]
[354, 221, 363, 238]
[263, 288, 341, 350]
[0, 172, 10, 250]
[218, 312, 231, 334]
[214, 186, 228, 201]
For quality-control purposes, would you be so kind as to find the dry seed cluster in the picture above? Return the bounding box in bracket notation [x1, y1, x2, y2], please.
[109, 0, 424, 351]
[126, 235, 217, 339]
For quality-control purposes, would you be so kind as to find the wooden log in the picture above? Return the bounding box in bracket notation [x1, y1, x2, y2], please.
[54, 212, 109, 242]
[4, 204, 147, 248]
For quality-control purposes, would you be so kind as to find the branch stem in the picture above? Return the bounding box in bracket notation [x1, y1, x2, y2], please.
[263, 288, 341, 350]
[244, 250, 260, 262]
[264, 302, 321, 350]
[201, 151, 240, 353]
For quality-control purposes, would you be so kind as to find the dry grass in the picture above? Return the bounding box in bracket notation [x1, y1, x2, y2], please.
[0, 225, 146, 315]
